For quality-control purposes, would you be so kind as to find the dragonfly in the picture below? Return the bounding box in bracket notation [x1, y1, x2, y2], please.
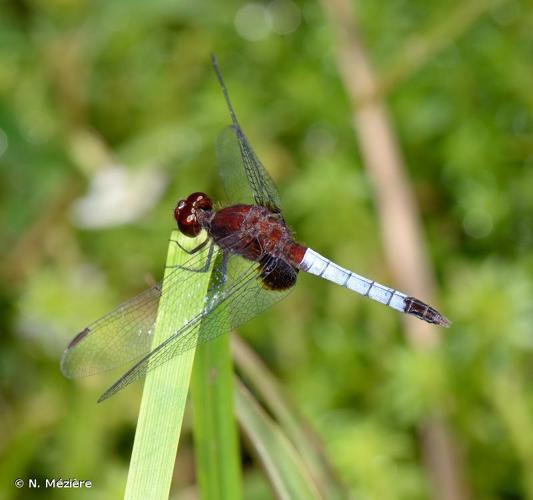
[61, 56, 450, 402]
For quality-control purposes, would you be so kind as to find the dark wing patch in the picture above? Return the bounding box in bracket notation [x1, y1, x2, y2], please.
[259, 256, 298, 291]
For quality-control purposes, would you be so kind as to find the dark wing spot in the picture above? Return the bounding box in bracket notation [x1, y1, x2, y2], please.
[259, 256, 298, 291]
[67, 327, 91, 349]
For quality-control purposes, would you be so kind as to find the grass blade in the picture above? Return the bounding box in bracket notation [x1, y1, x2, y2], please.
[232, 336, 346, 499]
[191, 254, 242, 499]
[235, 378, 322, 500]
[125, 231, 213, 499]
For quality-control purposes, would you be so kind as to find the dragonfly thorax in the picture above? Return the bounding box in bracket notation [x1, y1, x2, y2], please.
[174, 192, 213, 237]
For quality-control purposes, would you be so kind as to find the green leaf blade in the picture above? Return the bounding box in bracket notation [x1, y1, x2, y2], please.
[125, 230, 214, 499]
[235, 379, 322, 500]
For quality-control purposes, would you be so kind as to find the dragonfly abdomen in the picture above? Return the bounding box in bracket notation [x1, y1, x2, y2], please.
[299, 248, 449, 327]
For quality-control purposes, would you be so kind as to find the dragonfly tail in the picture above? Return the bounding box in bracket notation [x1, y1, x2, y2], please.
[300, 248, 450, 327]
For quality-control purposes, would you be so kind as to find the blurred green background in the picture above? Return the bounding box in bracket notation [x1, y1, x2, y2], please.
[1, 0, 532, 498]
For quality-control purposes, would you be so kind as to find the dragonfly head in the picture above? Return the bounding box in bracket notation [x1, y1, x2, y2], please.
[174, 192, 213, 237]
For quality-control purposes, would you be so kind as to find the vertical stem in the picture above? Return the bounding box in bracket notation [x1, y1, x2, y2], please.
[191, 254, 242, 500]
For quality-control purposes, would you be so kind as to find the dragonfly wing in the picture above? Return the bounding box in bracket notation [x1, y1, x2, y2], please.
[217, 125, 282, 212]
[60, 246, 215, 379]
[98, 252, 296, 401]
[211, 56, 282, 211]
[216, 126, 255, 206]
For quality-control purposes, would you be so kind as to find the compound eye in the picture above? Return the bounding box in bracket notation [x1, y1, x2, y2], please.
[188, 192, 213, 211]
[173, 192, 212, 237]
[174, 198, 200, 237]
[177, 205, 200, 237]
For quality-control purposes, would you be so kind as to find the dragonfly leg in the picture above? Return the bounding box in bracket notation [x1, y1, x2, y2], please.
[169, 235, 209, 255]
[165, 240, 215, 273]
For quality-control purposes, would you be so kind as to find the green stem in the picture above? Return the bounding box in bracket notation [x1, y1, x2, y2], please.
[191, 251, 242, 499]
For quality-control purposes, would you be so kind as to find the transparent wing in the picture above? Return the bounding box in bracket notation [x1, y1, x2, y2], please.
[216, 126, 254, 206]
[216, 126, 282, 212]
[60, 244, 216, 379]
[97, 252, 296, 401]
[212, 56, 282, 211]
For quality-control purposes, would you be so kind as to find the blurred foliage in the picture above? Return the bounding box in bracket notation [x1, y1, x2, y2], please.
[0, 0, 532, 498]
